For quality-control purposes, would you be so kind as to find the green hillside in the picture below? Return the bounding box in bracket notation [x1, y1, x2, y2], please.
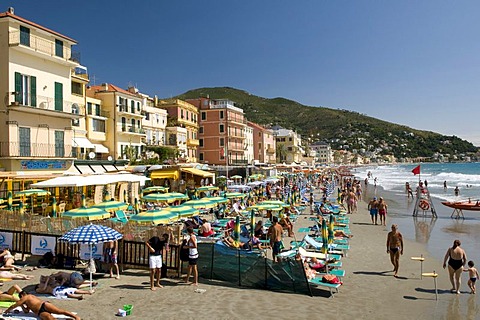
[175, 87, 477, 159]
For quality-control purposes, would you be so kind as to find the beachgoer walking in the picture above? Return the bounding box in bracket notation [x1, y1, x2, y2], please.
[378, 197, 388, 226]
[103, 240, 120, 279]
[454, 186, 459, 196]
[464, 260, 479, 294]
[185, 227, 199, 285]
[367, 197, 379, 225]
[424, 180, 428, 187]
[443, 239, 467, 294]
[346, 189, 357, 214]
[4, 291, 80, 320]
[386, 224, 403, 278]
[268, 216, 283, 262]
[145, 233, 169, 290]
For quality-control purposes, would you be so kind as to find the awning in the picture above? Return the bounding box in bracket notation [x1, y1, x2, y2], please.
[150, 170, 179, 180]
[76, 165, 94, 174]
[181, 167, 215, 178]
[103, 165, 118, 172]
[73, 137, 95, 149]
[93, 144, 109, 153]
[90, 165, 106, 174]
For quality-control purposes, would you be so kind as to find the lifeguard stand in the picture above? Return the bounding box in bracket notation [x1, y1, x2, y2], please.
[413, 184, 437, 217]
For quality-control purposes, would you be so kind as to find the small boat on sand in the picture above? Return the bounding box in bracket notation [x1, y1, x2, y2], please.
[441, 201, 480, 211]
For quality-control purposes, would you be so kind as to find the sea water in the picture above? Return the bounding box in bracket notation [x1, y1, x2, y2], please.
[351, 163, 480, 266]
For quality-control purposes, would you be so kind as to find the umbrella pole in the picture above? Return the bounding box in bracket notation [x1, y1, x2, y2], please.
[90, 244, 93, 292]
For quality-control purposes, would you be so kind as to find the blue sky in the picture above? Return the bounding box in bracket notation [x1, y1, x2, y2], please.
[6, 1, 480, 145]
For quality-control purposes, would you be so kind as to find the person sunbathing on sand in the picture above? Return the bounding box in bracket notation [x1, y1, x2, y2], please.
[3, 290, 81, 320]
[0, 271, 34, 280]
[0, 284, 23, 302]
[0, 249, 22, 271]
[35, 276, 94, 300]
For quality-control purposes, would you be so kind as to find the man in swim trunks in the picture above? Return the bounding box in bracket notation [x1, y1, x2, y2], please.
[386, 224, 403, 278]
[367, 197, 378, 225]
[268, 216, 283, 263]
[378, 197, 388, 226]
[4, 290, 80, 319]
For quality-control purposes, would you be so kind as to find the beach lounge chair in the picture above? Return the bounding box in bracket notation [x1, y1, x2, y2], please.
[309, 276, 342, 297]
[109, 210, 129, 224]
[304, 235, 350, 256]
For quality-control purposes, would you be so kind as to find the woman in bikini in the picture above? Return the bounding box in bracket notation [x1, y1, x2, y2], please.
[0, 249, 21, 271]
[443, 239, 467, 294]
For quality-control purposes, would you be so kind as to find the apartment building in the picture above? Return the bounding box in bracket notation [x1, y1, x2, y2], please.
[142, 95, 167, 148]
[157, 99, 198, 163]
[310, 141, 333, 164]
[248, 121, 276, 164]
[0, 8, 81, 172]
[272, 127, 304, 164]
[187, 98, 247, 165]
[88, 84, 145, 160]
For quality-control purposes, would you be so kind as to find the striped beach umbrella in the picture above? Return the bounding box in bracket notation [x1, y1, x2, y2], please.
[248, 204, 283, 211]
[224, 192, 247, 199]
[129, 209, 178, 225]
[233, 215, 241, 247]
[166, 192, 189, 201]
[92, 201, 128, 213]
[59, 224, 122, 291]
[7, 191, 12, 211]
[164, 205, 199, 219]
[63, 207, 110, 221]
[52, 197, 57, 218]
[14, 189, 50, 197]
[328, 214, 334, 244]
[142, 193, 177, 203]
[204, 196, 229, 204]
[143, 186, 169, 193]
[196, 186, 219, 192]
[183, 198, 217, 209]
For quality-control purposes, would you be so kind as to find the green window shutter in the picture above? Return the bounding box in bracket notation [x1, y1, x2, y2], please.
[54, 82, 63, 111]
[14, 72, 22, 103]
[30, 76, 36, 107]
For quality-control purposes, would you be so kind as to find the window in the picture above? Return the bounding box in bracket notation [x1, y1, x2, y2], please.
[130, 100, 135, 113]
[145, 112, 150, 120]
[219, 124, 224, 133]
[54, 131, 65, 157]
[199, 126, 204, 134]
[92, 119, 105, 132]
[19, 127, 31, 157]
[199, 139, 204, 147]
[181, 109, 184, 119]
[71, 81, 83, 95]
[201, 112, 206, 120]
[288, 147, 293, 151]
[20, 26, 30, 46]
[131, 119, 136, 132]
[87, 102, 92, 115]
[219, 138, 225, 147]
[199, 153, 204, 161]
[121, 117, 126, 131]
[95, 104, 101, 116]
[55, 39, 63, 58]
[137, 102, 141, 112]
[289, 137, 292, 142]
[54, 82, 63, 111]
[14, 72, 36, 107]
[186, 111, 189, 121]
[220, 110, 224, 119]
[71, 104, 80, 127]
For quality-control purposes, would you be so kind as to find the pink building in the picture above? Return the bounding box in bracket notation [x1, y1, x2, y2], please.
[248, 121, 276, 164]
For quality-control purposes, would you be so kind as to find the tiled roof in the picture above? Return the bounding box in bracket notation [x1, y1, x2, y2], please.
[0, 10, 77, 43]
[90, 84, 137, 96]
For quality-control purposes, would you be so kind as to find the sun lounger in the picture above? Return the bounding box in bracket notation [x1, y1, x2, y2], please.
[109, 210, 129, 224]
[298, 247, 342, 262]
[317, 269, 346, 280]
[309, 277, 342, 297]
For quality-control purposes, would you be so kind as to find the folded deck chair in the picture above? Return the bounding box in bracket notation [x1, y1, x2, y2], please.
[109, 210, 128, 224]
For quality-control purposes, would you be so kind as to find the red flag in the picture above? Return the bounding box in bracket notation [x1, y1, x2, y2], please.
[412, 165, 421, 175]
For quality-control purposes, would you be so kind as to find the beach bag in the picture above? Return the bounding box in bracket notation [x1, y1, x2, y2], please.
[322, 274, 341, 284]
[180, 239, 190, 262]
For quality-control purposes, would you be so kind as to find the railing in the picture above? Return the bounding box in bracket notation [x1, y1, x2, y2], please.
[119, 125, 146, 135]
[10, 95, 85, 115]
[187, 138, 199, 146]
[118, 105, 142, 116]
[87, 110, 110, 118]
[267, 148, 275, 154]
[0, 142, 73, 158]
[9, 31, 75, 63]
[230, 159, 249, 165]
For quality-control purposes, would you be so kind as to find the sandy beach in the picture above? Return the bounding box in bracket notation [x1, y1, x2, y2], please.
[2, 196, 478, 320]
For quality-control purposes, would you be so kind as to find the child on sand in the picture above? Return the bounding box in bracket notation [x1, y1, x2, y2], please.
[464, 260, 479, 294]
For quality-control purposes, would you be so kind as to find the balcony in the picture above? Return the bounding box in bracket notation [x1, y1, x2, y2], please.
[87, 110, 110, 119]
[9, 31, 78, 66]
[0, 142, 72, 158]
[267, 147, 275, 154]
[117, 105, 144, 118]
[118, 125, 146, 136]
[187, 138, 199, 147]
[8, 95, 83, 119]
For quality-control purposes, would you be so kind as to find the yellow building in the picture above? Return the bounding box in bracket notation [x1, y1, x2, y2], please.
[88, 84, 145, 160]
[0, 8, 80, 172]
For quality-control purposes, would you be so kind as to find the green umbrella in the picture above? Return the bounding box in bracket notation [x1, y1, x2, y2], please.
[143, 186, 169, 193]
[166, 192, 189, 201]
[142, 193, 177, 203]
[63, 207, 110, 221]
[129, 209, 177, 225]
[14, 189, 50, 197]
[204, 196, 229, 204]
[328, 214, 335, 244]
[262, 200, 290, 208]
[233, 215, 241, 247]
[321, 219, 328, 254]
[224, 192, 247, 199]
[52, 197, 57, 218]
[196, 186, 219, 192]
[248, 204, 283, 211]
[183, 198, 217, 209]
[92, 201, 128, 213]
[7, 191, 12, 211]
[104, 190, 110, 202]
[164, 205, 199, 219]
[231, 175, 243, 180]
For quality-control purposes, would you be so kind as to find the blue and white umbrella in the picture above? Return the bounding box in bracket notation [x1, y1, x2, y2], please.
[59, 224, 123, 290]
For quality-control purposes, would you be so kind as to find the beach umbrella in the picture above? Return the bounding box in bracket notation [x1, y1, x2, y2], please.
[167, 192, 189, 201]
[143, 186, 169, 193]
[81, 194, 86, 208]
[14, 189, 50, 197]
[164, 205, 199, 219]
[248, 204, 283, 211]
[250, 210, 255, 239]
[261, 200, 290, 208]
[7, 191, 12, 211]
[129, 209, 178, 225]
[52, 197, 57, 218]
[328, 214, 334, 244]
[18, 201, 24, 215]
[92, 201, 128, 213]
[58, 224, 122, 291]
[63, 207, 110, 221]
[231, 175, 243, 180]
[183, 198, 217, 209]
[321, 219, 328, 254]
[224, 192, 247, 199]
[203, 196, 229, 204]
[233, 215, 241, 247]
[142, 193, 177, 203]
[196, 186, 219, 192]
[134, 198, 139, 215]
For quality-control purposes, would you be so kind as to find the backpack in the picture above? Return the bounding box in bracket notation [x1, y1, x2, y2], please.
[180, 239, 190, 262]
[322, 274, 341, 284]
